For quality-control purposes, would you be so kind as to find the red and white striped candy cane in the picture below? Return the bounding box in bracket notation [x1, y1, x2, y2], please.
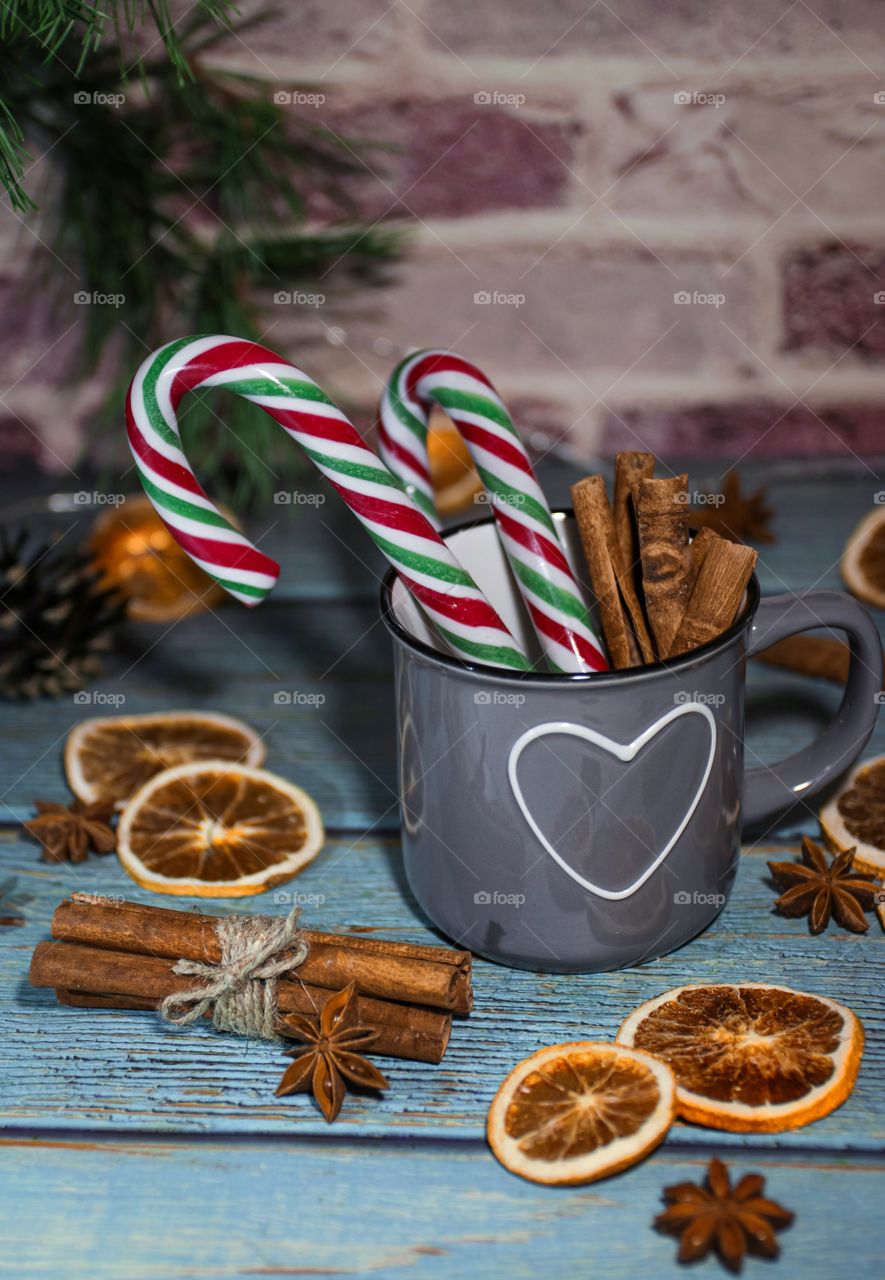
[378, 350, 609, 674]
[125, 336, 531, 671]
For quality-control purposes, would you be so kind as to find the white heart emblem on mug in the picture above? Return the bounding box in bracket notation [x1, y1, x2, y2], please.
[507, 704, 717, 901]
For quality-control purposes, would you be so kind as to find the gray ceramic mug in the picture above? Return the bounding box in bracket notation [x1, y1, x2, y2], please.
[381, 512, 882, 972]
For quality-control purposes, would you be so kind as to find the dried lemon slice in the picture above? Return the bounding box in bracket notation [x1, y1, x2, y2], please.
[66, 711, 265, 809]
[841, 508, 885, 608]
[117, 760, 324, 897]
[487, 1041, 675, 1185]
[618, 983, 863, 1133]
[820, 755, 885, 878]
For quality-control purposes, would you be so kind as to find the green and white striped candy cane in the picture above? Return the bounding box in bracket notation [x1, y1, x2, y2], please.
[126, 335, 531, 671]
[378, 350, 609, 673]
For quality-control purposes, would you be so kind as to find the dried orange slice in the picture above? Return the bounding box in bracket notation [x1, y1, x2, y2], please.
[487, 1041, 675, 1185]
[117, 760, 324, 897]
[427, 408, 483, 517]
[66, 711, 265, 809]
[90, 494, 226, 622]
[820, 755, 885, 878]
[618, 983, 863, 1133]
[841, 508, 885, 608]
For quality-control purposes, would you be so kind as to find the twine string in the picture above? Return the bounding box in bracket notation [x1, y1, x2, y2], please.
[159, 906, 308, 1040]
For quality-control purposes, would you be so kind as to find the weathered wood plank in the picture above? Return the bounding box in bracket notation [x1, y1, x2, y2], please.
[2, 833, 882, 1148]
[1, 1136, 881, 1280]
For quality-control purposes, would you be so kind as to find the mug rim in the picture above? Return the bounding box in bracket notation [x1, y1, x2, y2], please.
[379, 508, 761, 685]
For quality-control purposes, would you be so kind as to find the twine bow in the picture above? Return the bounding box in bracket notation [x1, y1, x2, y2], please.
[159, 906, 308, 1040]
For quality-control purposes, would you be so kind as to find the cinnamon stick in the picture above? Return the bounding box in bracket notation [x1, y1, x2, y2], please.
[613, 451, 654, 579]
[571, 476, 640, 669]
[51, 897, 472, 1014]
[752, 635, 852, 684]
[635, 475, 692, 657]
[30, 941, 451, 1064]
[668, 538, 758, 658]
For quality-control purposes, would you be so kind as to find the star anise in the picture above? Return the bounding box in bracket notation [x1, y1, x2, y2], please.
[276, 981, 390, 1122]
[655, 1157, 794, 1273]
[24, 798, 116, 863]
[768, 835, 880, 934]
[691, 471, 775, 545]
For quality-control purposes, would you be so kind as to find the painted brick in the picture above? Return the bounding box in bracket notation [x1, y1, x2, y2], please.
[598, 400, 885, 457]
[423, 1, 885, 61]
[783, 246, 885, 360]
[194, 0, 401, 68]
[267, 246, 753, 389]
[606, 77, 885, 219]
[311, 98, 581, 220]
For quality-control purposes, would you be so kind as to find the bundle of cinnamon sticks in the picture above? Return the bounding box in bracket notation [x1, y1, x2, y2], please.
[572, 454, 759, 669]
[29, 895, 473, 1064]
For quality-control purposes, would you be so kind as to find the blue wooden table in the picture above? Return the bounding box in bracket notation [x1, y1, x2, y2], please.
[2, 459, 884, 1279]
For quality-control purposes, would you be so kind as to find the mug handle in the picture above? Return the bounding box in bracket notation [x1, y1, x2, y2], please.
[743, 590, 882, 827]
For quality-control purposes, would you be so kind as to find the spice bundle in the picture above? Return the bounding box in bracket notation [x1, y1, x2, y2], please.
[29, 896, 472, 1064]
[572, 454, 760, 670]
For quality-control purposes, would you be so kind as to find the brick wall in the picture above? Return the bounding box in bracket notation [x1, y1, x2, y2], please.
[6, 1, 885, 466]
